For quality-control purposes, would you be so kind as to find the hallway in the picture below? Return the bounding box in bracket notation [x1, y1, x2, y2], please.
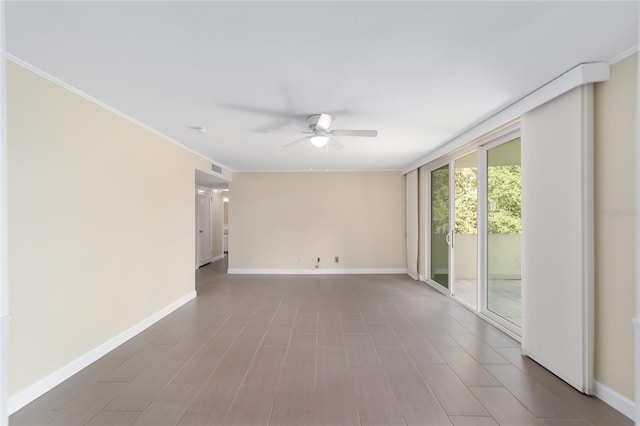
[9, 261, 631, 425]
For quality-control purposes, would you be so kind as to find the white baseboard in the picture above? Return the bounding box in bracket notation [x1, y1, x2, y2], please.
[195, 255, 225, 269]
[594, 381, 635, 421]
[227, 268, 408, 275]
[634, 318, 640, 423]
[1, 316, 10, 425]
[418, 274, 425, 281]
[8, 291, 197, 414]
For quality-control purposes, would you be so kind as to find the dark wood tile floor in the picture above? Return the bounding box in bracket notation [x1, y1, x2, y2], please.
[10, 257, 632, 425]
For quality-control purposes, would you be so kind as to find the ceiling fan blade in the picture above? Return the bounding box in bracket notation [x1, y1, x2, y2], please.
[329, 139, 344, 150]
[282, 136, 310, 148]
[331, 130, 378, 137]
[263, 129, 312, 134]
[219, 102, 293, 118]
[316, 113, 335, 130]
[255, 117, 295, 133]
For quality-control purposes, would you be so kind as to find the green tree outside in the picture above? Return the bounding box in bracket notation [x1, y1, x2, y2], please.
[433, 165, 521, 235]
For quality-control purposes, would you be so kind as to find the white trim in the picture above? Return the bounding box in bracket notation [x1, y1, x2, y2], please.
[0, 2, 8, 424]
[581, 84, 595, 395]
[418, 274, 425, 281]
[480, 308, 521, 341]
[5, 54, 234, 174]
[232, 169, 404, 174]
[8, 291, 196, 414]
[635, 20, 640, 423]
[197, 257, 213, 268]
[634, 319, 640, 424]
[211, 254, 225, 263]
[0, 317, 7, 426]
[594, 381, 636, 421]
[423, 279, 450, 297]
[403, 62, 610, 173]
[608, 44, 639, 66]
[477, 143, 489, 319]
[228, 268, 407, 275]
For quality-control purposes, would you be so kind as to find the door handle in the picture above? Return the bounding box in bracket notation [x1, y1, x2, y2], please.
[445, 232, 452, 246]
[199, 230, 203, 233]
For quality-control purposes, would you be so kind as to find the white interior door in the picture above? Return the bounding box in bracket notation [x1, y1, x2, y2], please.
[197, 192, 212, 267]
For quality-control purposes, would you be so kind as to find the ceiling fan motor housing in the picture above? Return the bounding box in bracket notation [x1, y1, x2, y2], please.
[307, 113, 335, 131]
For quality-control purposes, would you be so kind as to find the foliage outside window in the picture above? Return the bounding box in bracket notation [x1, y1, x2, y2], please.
[432, 164, 521, 235]
[487, 165, 521, 234]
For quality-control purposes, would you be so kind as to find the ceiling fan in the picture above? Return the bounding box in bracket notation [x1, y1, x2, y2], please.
[283, 114, 377, 149]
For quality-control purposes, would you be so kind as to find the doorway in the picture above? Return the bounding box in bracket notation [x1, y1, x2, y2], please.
[196, 190, 213, 267]
[485, 138, 522, 328]
[426, 134, 522, 335]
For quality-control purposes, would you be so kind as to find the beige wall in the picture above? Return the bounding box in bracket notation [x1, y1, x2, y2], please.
[224, 200, 229, 229]
[228, 172, 406, 270]
[6, 61, 219, 397]
[593, 53, 637, 400]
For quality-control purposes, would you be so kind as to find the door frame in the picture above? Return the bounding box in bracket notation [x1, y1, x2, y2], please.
[424, 156, 452, 296]
[477, 131, 522, 337]
[196, 189, 213, 268]
[423, 123, 522, 340]
[450, 148, 480, 309]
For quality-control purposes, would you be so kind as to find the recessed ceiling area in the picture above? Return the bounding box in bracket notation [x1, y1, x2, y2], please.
[5, 1, 638, 171]
[195, 169, 228, 189]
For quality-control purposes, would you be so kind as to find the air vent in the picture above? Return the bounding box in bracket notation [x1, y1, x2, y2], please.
[211, 163, 222, 175]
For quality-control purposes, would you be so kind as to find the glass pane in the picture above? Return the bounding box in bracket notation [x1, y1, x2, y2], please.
[430, 165, 449, 288]
[487, 138, 522, 326]
[453, 152, 478, 308]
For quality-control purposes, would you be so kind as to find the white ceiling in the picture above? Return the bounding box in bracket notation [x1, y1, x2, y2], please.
[5, 1, 639, 172]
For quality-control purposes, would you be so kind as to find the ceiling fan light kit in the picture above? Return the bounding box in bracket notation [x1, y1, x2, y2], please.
[309, 135, 330, 148]
[283, 113, 378, 149]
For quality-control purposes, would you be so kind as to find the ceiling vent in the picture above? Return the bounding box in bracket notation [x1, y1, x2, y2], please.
[211, 163, 223, 175]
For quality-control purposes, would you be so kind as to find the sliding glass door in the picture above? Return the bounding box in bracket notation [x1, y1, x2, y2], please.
[452, 152, 478, 308]
[426, 134, 522, 335]
[486, 138, 522, 327]
[430, 164, 450, 289]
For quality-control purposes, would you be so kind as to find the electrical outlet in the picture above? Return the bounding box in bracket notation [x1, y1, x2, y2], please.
[334, 256, 339, 263]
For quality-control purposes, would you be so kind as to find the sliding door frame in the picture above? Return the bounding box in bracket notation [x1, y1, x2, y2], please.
[424, 156, 451, 296]
[477, 130, 522, 337]
[423, 121, 522, 340]
[450, 149, 479, 309]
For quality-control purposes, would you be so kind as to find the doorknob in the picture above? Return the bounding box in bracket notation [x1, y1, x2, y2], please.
[199, 230, 203, 233]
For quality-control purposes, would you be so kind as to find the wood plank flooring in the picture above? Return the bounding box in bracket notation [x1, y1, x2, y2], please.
[10, 258, 631, 426]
